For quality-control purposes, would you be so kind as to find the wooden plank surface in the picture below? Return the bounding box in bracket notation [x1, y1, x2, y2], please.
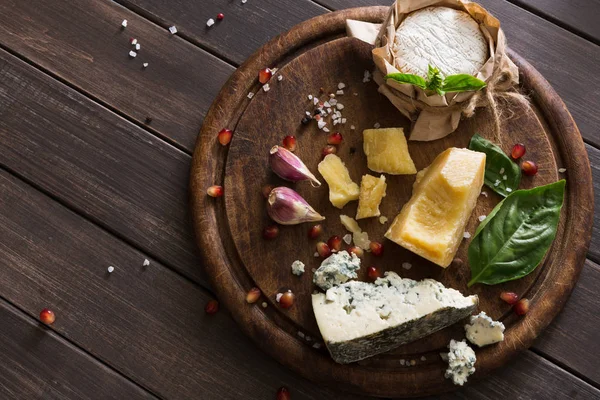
[0, 300, 156, 400]
[587, 144, 600, 262]
[0, 0, 234, 151]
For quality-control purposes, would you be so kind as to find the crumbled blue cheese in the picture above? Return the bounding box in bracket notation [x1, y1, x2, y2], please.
[313, 251, 360, 291]
[445, 339, 476, 386]
[291, 260, 305, 276]
[464, 311, 505, 347]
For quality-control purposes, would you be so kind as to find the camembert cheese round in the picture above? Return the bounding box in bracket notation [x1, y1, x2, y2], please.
[393, 6, 488, 77]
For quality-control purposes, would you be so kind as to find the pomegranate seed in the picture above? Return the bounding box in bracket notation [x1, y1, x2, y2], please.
[369, 241, 384, 256]
[262, 184, 275, 199]
[511, 143, 526, 159]
[282, 135, 297, 152]
[216, 13, 224, 20]
[347, 246, 364, 258]
[39, 308, 56, 325]
[279, 292, 295, 309]
[205, 299, 219, 314]
[276, 387, 291, 400]
[206, 185, 223, 197]
[246, 287, 261, 304]
[259, 68, 272, 84]
[308, 224, 322, 239]
[322, 145, 337, 158]
[513, 298, 530, 316]
[316, 242, 331, 258]
[500, 291, 519, 305]
[217, 128, 233, 145]
[263, 225, 279, 240]
[367, 266, 380, 281]
[327, 235, 342, 252]
[522, 160, 538, 176]
[327, 132, 343, 145]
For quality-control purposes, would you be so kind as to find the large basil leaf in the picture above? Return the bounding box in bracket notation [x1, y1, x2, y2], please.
[467, 180, 566, 287]
[469, 134, 521, 197]
[442, 74, 487, 93]
[384, 73, 427, 89]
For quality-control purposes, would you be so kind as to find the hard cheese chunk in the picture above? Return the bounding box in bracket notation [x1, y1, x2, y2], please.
[318, 154, 360, 209]
[464, 311, 505, 347]
[312, 272, 478, 364]
[356, 174, 387, 219]
[385, 148, 485, 267]
[363, 128, 416, 175]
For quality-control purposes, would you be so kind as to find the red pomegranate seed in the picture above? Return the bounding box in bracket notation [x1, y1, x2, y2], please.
[367, 266, 380, 281]
[39, 308, 56, 325]
[216, 13, 224, 20]
[282, 135, 297, 152]
[500, 291, 519, 305]
[259, 68, 272, 84]
[246, 287, 261, 304]
[327, 235, 342, 252]
[278, 292, 295, 309]
[217, 128, 233, 145]
[511, 143, 526, 159]
[369, 241, 384, 256]
[276, 386, 291, 400]
[522, 160, 538, 176]
[327, 132, 343, 145]
[322, 145, 337, 158]
[513, 298, 530, 316]
[308, 224, 322, 239]
[263, 225, 279, 240]
[262, 184, 275, 199]
[347, 246, 364, 258]
[206, 185, 223, 197]
[205, 299, 219, 314]
[316, 242, 331, 258]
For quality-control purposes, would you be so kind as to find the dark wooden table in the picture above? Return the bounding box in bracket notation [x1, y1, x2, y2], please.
[0, 0, 598, 399]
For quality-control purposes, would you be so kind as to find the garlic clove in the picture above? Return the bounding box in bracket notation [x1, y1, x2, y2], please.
[267, 187, 325, 225]
[269, 146, 321, 187]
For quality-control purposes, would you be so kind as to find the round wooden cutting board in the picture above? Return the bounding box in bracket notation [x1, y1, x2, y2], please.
[190, 7, 593, 398]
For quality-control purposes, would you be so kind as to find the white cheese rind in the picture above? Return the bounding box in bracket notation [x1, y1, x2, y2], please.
[445, 339, 476, 386]
[291, 260, 305, 276]
[312, 272, 478, 364]
[464, 311, 505, 347]
[393, 7, 488, 78]
[312, 251, 360, 291]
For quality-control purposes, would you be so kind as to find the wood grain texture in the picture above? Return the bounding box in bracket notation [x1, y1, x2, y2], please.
[0, 300, 156, 400]
[191, 8, 593, 397]
[117, 0, 328, 65]
[0, 48, 203, 284]
[314, 0, 600, 149]
[0, 0, 233, 151]
[0, 170, 365, 400]
[586, 144, 600, 263]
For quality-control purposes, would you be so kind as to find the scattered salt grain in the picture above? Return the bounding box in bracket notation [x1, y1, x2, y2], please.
[350, 125, 356, 130]
[313, 97, 319, 105]
[305, 111, 311, 116]
[343, 234, 352, 244]
[142, 62, 149, 68]
[506, 188, 513, 192]
[261, 302, 267, 308]
[363, 70, 372, 83]
[322, 127, 330, 133]
[277, 75, 283, 81]
[247, 92, 254, 99]
[502, 175, 507, 180]
[206, 18, 215, 27]
[324, 101, 331, 108]
[402, 262, 412, 270]
[329, 99, 338, 106]
[276, 293, 283, 302]
[421, 356, 427, 361]
[262, 83, 270, 92]
[131, 38, 138, 45]
[336, 103, 344, 110]
[297, 331, 306, 339]
[379, 216, 388, 224]
[494, 179, 501, 187]
[481, 191, 488, 197]
[374, 122, 381, 128]
[338, 82, 346, 89]
[559, 168, 567, 173]
[242, 0, 247, 4]
[169, 25, 178, 34]
[400, 359, 406, 366]
[314, 252, 319, 258]
[129, 51, 137, 58]
[327, 108, 332, 113]
[463, 232, 471, 239]
[336, 90, 344, 95]
[107, 266, 115, 273]
[478, 215, 487, 222]
[121, 19, 128, 28]
[317, 120, 326, 129]
[308, 94, 313, 100]
[313, 343, 321, 349]
[143, 259, 150, 266]
[341, 118, 347, 124]
[333, 120, 339, 126]
[305, 336, 312, 341]
[353, 92, 358, 96]
[499, 167, 505, 174]
[135, 43, 141, 51]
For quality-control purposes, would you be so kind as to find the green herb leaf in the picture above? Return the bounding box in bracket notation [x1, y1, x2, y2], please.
[468, 134, 521, 197]
[467, 180, 566, 287]
[442, 74, 487, 93]
[426, 65, 444, 96]
[384, 73, 427, 89]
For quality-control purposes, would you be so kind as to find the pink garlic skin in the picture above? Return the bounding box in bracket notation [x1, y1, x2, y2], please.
[269, 146, 321, 187]
[267, 187, 325, 225]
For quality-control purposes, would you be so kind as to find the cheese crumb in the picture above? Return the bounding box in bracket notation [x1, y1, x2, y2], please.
[379, 216, 388, 224]
[559, 168, 566, 173]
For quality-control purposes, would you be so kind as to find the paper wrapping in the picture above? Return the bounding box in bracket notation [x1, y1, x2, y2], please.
[346, 0, 519, 141]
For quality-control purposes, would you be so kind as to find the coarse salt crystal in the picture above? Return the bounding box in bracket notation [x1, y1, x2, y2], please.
[333, 120, 339, 126]
[559, 168, 566, 173]
[131, 38, 138, 45]
[313, 97, 319, 105]
[324, 101, 331, 108]
[322, 127, 330, 133]
[276, 293, 283, 302]
[374, 122, 381, 128]
[317, 120, 326, 129]
[329, 98, 337, 105]
[336, 103, 344, 110]
[297, 331, 305, 339]
[242, 0, 247, 4]
[421, 356, 427, 361]
[478, 215, 487, 222]
[121, 19, 128, 28]
[107, 266, 115, 273]
[305, 111, 311, 116]
[502, 175, 507, 180]
[463, 232, 471, 239]
[494, 180, 500, 186]
[506, 188, 513, 192]
[481, 191, 488, 197]
[129, 51, 137, 58]
[499, 167, 505, 174]
[262, 83, 270, 92]
[341, 118, 347, 123]
[143, 259, 150, 266]
[400, 359, 406, 365]
[314, 252, 319, 257]
[350, 125, 356, 130]
[338, 82, 346, 89]
[277, 75, 283, 81]
[402, 262, 412, 270]
[313, 343, 321, 349]
[169, 25, 178, 34]
[336, 90, 344, 95]
[247, 92, 254, 99]
[305, 336, 312, 341]
[327, 108, 332, 113]
[142, 62, 149, 68]
[363, 70, 371, 83]
[343, 234, 352, 244]
[135, 43, 141, 50]
[308, 95, 313, 100]
[206, 18, 215, 27]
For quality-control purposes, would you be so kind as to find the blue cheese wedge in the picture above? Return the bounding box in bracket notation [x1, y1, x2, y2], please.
[464, 311, 505, 347]
[291, 260, 305, 276]
[445, 339, 476, 386]
[312, 272, 478, 363]
[313, 251, 360, 291]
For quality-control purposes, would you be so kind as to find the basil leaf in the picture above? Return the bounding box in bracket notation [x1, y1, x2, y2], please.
[384, 73, 427, 89]
[442, 74, 487, 93]
[468, 134, 521, 197]
[467, 180, 566, 287]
